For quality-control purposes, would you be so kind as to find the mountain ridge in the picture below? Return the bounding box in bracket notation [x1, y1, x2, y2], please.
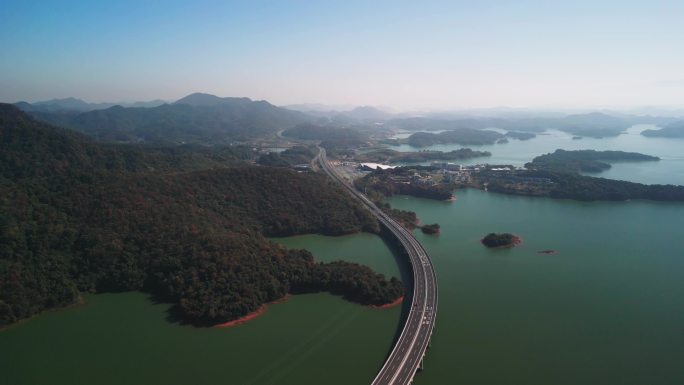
[15, 93, 314, 144]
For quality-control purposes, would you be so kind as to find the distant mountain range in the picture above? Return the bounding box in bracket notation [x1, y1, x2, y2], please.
[14, 97, 167, 112]
[12, 93, 680, 144]
[15, 93, 313, 144]
[283, 103, 357, 112]
[388, 112, 673, 138]
[284, 104, 395, 122]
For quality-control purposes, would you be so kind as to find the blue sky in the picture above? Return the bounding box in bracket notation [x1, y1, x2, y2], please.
[1, 0, 683, 109]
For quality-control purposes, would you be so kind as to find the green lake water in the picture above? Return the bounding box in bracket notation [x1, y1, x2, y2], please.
[0, 234, 402, 385]
[2, 130, 684, 384]
[388, 190, 684, 385]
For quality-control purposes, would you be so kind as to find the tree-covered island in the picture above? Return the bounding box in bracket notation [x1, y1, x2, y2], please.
[421, 224, 441, 235]
[481, 233, 521, 248]
[526, 149, 659, 173]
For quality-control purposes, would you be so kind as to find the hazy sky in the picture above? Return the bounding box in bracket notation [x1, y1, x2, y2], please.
[1, 0, 683, 110]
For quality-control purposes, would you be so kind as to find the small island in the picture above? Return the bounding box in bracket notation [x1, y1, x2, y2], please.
[641, 121, 684, 138]
[481, 233, 521, 248]
[421, 223, 441, 235]
[505, 131, 536, 140]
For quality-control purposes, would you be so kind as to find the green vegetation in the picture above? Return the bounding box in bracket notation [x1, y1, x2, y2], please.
[0, 105, 404, 327]
[407, 128, 503, 147]
[355, 167, 454, 200]
[479, 169, 684, 202]
[353, 167, 453, 228]
[528, 170, 684, 201]
[257, 145, 318, 167]
[356, 188, 419, 229]
[527, 149, 660, 173]
[641, 121, 684, 138]
[282, 123, 368, 151]
[18, 93, 311, 144]
[481, 233, 519, 248]
[376, 202, 419, 229]
[421, 224, 440, 235]
[355, 148, 490, 163]
[469, 150, 682, 202]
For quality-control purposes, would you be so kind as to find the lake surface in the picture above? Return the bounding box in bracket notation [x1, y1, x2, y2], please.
[0, 234, 402, 385]
[387, 190, 684, 385]
[3, 133, 684, 385]
[390, 125, 684, 185]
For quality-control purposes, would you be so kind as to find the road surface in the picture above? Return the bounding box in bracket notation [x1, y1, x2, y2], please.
[317, 148, 438, 385]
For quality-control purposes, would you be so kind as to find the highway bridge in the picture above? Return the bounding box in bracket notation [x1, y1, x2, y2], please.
[317, 148, 438, 385]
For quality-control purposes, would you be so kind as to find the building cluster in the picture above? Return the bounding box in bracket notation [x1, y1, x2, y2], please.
[348, 159, 554, 192]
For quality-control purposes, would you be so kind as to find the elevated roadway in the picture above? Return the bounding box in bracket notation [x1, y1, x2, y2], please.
[317, 149, 438, 385]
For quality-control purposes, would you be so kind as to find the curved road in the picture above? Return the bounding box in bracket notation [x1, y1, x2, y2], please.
[317, 148, 438, 385]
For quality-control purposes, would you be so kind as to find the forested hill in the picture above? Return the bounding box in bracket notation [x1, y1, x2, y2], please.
[0, 104, 255, 179]
[527, 149, 660, 173]
[0, 105, 401, 328]
[16, 93, 313, 144]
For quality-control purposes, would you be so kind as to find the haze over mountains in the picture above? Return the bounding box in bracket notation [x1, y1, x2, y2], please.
[14, 97, 167, 112]
[13, 92, 684, 145]
[15, 93, 314, 144]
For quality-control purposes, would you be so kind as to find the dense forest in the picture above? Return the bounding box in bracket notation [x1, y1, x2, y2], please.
[355, 167, 454, 201]
[281, 123, 369, 152]
[257, 145, 318, 167]
[0, 104, 404, 327]
[526, 149, 660, 173]
[480, 169, 684, 202]
[407, 128, 503, 147]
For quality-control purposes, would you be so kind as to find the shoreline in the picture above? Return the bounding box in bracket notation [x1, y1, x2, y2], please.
[214, 295, 290, 328]
[371, 296, 404, 309]
[0, 295, 85, 332]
